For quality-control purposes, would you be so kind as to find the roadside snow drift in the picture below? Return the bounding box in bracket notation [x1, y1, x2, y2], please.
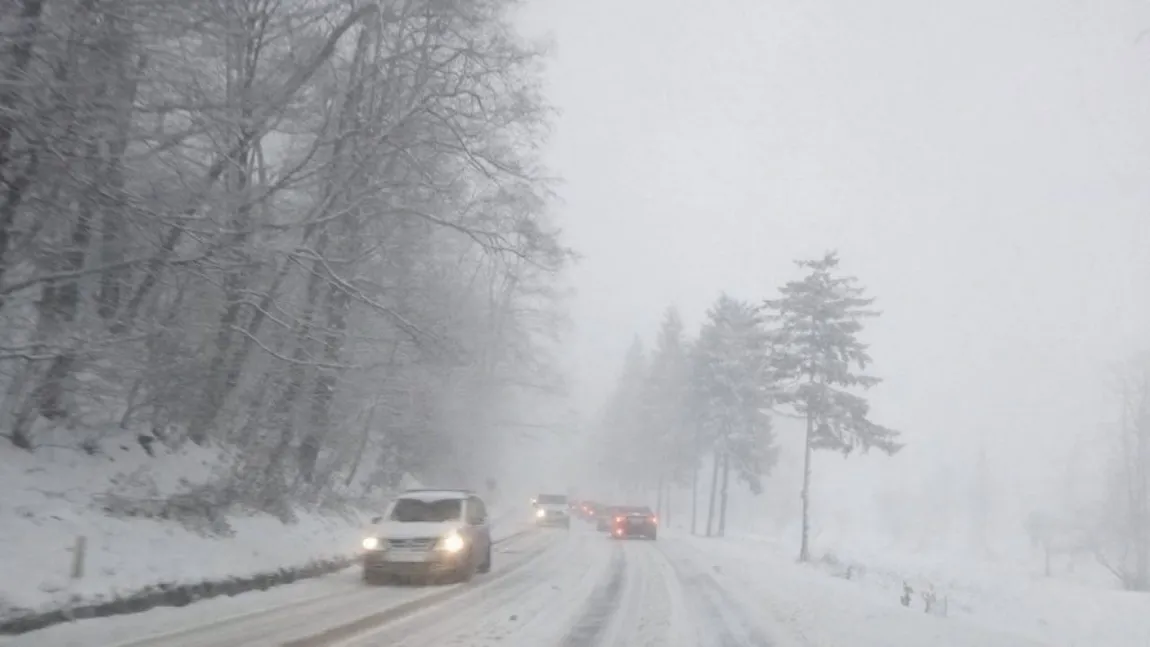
[709, 532, 1150, 647]
[0, 441, 372, 631]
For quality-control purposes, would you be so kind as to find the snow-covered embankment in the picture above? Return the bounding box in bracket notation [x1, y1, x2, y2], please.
[1, 442, 388, 635]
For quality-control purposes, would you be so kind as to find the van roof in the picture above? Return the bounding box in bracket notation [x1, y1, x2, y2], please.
[396, 489, 473, 501]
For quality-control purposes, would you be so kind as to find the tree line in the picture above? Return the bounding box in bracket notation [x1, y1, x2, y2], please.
[1029, 353, 1150, 592]
[0, 0, 570, 512]
[595, 252, 902, 561]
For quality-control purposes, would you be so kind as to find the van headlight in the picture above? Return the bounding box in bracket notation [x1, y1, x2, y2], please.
[362, 537, 380, 550]
[439, 531, 466, 553]
[535, 508, 546, 518]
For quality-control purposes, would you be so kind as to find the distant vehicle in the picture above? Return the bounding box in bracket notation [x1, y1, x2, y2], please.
[361, 489, 492, 585]
[579, 501, 604, 522]
[608, 505, 657, 540]
[596, 505, 622, 531]
[533, 493, 571, 528]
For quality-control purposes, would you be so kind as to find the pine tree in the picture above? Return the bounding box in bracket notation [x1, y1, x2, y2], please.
[692, 294, 779, 535]
[601, 336, 651, 491]
[645, 307, 693, 523]
[970, 445, 991, 556]
[763, 251, 902, 562]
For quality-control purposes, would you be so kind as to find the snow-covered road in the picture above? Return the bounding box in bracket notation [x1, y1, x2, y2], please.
[3, 523, 1052, 647]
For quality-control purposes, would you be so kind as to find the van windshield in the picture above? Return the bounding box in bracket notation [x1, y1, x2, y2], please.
[536, 494, 567, 504]
[389, 497, 462, 522]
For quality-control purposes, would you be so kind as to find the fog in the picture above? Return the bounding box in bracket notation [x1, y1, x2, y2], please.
[512, 0, 1150, 559]
[5, 0, 1150, 641]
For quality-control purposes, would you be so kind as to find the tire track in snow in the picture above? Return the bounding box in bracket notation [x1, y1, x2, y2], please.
[557, 542, 626, 647]
[659, 542, 774, 647]
[312, 527, 601, 647]
[374, 530, 598, 647]
[692, 573, 774, 647]
[285, 530, 563, 647]
[600, 540, 683, 647]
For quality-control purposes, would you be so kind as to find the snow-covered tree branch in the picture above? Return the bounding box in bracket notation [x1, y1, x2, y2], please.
[0, 0, 573, 512]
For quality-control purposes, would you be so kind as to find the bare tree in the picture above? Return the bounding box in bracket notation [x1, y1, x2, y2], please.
[1093, 354, 1150, 591]
[0, 0, 572, 516]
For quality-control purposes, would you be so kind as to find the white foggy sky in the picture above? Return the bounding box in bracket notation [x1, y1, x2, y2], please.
[517, 0, 1150, 496]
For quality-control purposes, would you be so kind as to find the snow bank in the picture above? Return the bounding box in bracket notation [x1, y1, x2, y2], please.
[0, 441, 379, 632]
[716, 531, 1150, 647]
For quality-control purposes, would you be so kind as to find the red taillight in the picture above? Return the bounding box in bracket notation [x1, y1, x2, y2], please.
[652, 516, 658, 524]
[615, 516, 624, 523]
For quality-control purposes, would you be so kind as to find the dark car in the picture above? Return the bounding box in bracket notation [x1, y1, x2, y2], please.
[361, 489, 493, 584]
[608, 505, 657, 540]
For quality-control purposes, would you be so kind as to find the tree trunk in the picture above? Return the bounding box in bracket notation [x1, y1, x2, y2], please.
[655, 472, 665, 521]
[0, 0, 46, 312]
[261, 282, 320, 484]
[344, 403, 378, 489]
[186, 20, 260, 445]
[690, 459, 699, 535]
[95, 21, 141, 323]
[187, 278, 246, 444]
[718, 452, 731, 537]
[300, 277, 351, 485]
[1134, 368, 1150, 590]
[705, 452, 720, 537]
[800, 409, 815, 562]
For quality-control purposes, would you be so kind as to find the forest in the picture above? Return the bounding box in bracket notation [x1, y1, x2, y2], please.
[0, 0, 571, 511]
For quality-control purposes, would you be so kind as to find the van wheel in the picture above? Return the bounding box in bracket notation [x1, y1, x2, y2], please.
[454, 551, 477, 583]
[478, 547, 492, 573]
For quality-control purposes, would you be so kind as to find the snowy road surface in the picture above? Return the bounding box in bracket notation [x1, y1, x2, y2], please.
[3, 524, 1050, 647]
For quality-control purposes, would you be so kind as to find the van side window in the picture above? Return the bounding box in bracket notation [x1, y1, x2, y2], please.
[467, 496, 487, 524]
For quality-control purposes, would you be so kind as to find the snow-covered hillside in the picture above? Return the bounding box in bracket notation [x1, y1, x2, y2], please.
[0, 441, 385, 630]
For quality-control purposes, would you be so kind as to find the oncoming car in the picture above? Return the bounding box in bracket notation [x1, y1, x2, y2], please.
[533, 493, 571, 528]
[361, 489, 492, 584]
[609, 505, 657, 540]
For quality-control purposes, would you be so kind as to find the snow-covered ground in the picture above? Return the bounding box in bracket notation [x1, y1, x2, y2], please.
[0, 440, 439, 626]
[3, 521, 1070, 647]
[0, 521, 546, 647]
[7, 454, 1145, 647]
[712, 531, 1150, 647]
